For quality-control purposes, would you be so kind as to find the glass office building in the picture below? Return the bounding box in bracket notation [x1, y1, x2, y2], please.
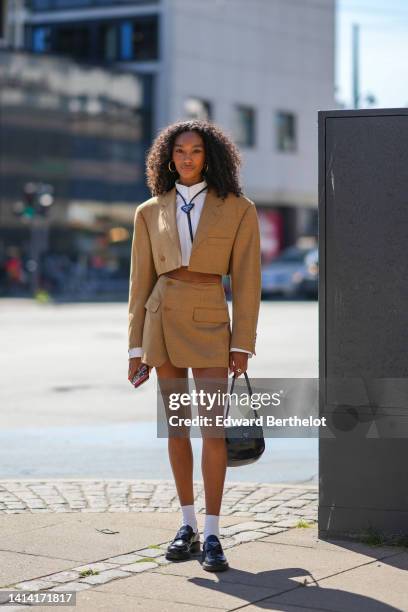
[0, 49, 153, 296]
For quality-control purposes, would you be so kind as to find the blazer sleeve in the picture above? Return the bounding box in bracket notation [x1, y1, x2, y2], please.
[128, 205, 158, 352]
[228, 202, 261, 355]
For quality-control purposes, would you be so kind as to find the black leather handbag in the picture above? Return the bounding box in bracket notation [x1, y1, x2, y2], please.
[224, 371, 265, 467]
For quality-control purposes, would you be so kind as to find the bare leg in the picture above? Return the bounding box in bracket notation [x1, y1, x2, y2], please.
[156, 360, 193, 506]
[192, 366, 229, 515]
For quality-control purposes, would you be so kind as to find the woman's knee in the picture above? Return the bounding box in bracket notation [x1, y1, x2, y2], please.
[201, 432, 227, 446]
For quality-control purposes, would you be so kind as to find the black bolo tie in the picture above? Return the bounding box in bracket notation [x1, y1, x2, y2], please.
[175, 185, 208, 243]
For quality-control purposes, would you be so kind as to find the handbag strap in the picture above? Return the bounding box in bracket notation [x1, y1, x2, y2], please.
[225, 371, 257, 419]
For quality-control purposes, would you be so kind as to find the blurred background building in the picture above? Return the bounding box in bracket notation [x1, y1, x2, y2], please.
[0, 0, 336, 298]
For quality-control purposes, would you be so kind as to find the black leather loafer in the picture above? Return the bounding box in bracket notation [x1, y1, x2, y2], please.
[201, 534, 229, 571]
[165, 524, 200, 561]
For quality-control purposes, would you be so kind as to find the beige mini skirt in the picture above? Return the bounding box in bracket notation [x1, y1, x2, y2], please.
[141, 274, 231, 368]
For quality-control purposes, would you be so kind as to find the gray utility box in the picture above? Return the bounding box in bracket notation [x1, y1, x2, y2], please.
[318, 108, 408, 539]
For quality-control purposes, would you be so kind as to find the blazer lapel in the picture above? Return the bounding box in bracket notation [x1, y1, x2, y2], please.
[159, 188, 181, 259]
[191, 188, 224, 253]
[158, 186, 225, 260]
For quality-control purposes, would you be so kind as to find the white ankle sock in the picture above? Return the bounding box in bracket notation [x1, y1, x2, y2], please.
[181, 504, 198, 533]
[204, 514, 220, 540]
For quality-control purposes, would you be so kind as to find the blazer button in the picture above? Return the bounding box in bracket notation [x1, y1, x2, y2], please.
[159, 254, 166, 261]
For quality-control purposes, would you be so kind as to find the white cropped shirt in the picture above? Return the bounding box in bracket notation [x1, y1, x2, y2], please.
[128, 178, 252, 359]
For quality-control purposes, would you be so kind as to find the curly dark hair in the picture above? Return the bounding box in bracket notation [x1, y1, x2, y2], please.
[145, 120, 243, 199]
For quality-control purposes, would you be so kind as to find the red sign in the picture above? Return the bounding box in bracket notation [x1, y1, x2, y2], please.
[258, 209, 283, 264]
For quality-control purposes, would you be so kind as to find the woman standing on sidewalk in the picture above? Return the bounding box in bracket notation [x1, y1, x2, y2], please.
[127, 120, 261, 571]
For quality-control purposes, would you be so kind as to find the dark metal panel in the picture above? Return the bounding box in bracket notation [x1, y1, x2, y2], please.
[318, 109, 408, 538]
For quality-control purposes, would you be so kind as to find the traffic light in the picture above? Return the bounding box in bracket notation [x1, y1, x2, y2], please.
[12, 182, 55, 219]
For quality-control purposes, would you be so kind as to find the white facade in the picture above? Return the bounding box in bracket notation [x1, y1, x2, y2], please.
[159, 0, 336, 209]
[16, 0, 336, 219]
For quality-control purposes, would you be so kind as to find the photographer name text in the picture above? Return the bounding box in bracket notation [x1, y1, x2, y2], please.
[168, 415, 326, 427]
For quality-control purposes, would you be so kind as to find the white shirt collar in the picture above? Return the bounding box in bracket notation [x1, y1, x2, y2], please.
[175, 179, 207, 203]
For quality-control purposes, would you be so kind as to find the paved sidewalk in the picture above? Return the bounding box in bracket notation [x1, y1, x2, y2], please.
[1, 480, 407, 611]
[0, 479, 318, 519]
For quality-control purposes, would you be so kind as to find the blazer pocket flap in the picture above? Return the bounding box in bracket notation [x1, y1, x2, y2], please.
[193, 307, 230, 322]
[144, 296, 161, 312]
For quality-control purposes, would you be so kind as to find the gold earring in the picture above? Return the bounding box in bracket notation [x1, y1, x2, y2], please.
[168, 160, 177, 173]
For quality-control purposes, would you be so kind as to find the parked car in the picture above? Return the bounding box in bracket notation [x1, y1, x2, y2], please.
[261, 245, 317, 299]
[296, 247, 318, 299]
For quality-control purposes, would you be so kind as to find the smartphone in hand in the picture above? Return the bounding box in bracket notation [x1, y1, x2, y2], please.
[131, 362, 150, 388]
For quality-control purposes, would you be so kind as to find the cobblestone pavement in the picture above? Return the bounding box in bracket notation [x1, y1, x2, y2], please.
[0, 479, 317, 519]
[0, 480, 318, 601]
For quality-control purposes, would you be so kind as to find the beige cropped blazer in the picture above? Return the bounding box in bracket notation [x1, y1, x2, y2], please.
[128, 185, 262, 357]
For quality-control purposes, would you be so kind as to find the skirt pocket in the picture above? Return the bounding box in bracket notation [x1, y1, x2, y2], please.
[192, 307, 230, 323]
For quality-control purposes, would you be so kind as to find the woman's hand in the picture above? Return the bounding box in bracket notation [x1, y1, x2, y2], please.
[229, 351, 249, 377]
[128, 357, 141, 383]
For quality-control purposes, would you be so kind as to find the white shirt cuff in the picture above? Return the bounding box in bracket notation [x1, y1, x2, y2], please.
[130, 347, 252, 358]
[230, 347, 253, 358]
[129, 347, 143, 358]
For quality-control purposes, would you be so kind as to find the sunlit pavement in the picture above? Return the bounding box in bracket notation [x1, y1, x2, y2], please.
[0, 298, 318, 482]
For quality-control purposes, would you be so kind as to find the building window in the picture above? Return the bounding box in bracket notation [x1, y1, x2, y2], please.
[233, 105, 256, 147]
[120, 15, 158, 61]
[276, 111, 297, 152]
[54, 24, 91, 60]
[30, 17, 158, 63]
[98, 23, 118, 62]
[184, 98, 212, 121]
[32, 26, 52, 53]
[30, 0, 159, 9]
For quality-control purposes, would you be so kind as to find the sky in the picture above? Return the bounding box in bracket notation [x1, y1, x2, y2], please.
[336, 0, 408, 108]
